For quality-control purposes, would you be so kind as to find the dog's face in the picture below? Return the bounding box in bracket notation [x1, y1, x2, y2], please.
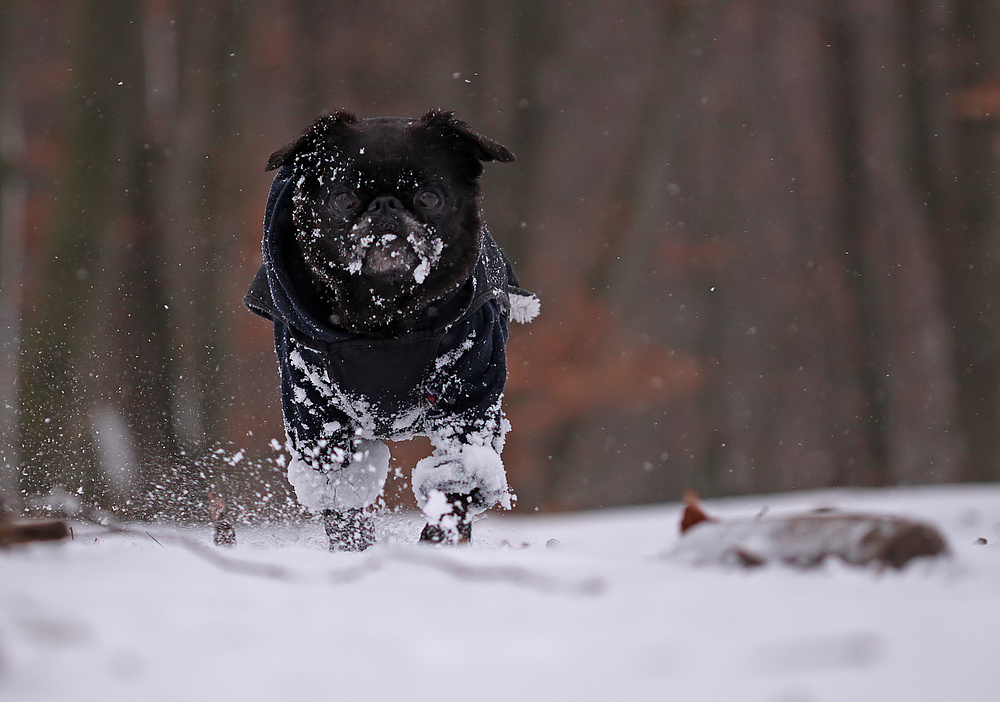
[267, 111, 513, 335]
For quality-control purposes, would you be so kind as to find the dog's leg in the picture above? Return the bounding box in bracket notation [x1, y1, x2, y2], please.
[323, 506, 376, 551]
[286, 435, 390, 552]
[415, 406, 511, 544]
[277, 335, 390, 550]
[418, 489, 482, 544]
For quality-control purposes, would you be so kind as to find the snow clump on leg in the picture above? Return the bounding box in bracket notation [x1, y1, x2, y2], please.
[287, 439, 390, 512]
[412, 444, 511, 518]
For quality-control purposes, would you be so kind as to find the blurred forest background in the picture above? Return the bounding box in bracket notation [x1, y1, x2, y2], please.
[2, 0, 1000, 518]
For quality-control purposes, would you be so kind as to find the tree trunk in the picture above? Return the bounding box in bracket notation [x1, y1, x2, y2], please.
[553, 0, 968, 507]
[0, 5, 26, 509]
[18, 0, 138, 505]
[935, 0, 1000, 482]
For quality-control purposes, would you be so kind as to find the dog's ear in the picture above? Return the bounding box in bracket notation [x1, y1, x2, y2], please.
[420, 110, 515, 164]
[266, 111, 358, 171]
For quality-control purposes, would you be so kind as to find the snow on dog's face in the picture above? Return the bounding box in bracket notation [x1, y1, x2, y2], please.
[267, 111, 513, 336]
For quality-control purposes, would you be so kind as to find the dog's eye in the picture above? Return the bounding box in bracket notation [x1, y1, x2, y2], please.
[331, 190, 360, 213]
[415, 188, 444, 213]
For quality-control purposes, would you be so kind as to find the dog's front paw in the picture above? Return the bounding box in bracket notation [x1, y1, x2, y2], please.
[322, 508, 375, 552]
[412, 447, 509, 513]
[418, 489, 482, 545]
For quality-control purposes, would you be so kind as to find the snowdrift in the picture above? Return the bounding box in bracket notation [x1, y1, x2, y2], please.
[2, 485, 999, 701]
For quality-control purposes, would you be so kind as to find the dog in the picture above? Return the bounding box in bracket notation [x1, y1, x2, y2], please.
[244, 111, 538, 550]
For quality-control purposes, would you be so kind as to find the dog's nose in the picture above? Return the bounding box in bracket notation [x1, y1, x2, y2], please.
[367, 195, 403, 215]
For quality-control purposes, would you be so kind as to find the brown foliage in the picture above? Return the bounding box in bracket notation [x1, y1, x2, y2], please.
[955, 77, 1000, 120]
[507, 291, 702, 434]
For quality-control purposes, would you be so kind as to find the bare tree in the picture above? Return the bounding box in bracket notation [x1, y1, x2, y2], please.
[0, 5, 27, 510]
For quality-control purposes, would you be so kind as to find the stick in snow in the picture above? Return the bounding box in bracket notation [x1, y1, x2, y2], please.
[208, 490, 237, 548]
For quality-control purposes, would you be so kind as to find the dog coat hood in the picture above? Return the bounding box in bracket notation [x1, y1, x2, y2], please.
[244, 166, 537, 439]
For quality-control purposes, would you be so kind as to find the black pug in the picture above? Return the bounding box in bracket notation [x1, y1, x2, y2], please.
[244, 111, 539, 550]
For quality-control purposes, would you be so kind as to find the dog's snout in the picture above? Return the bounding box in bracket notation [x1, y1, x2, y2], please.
[367, 195, 403, 215]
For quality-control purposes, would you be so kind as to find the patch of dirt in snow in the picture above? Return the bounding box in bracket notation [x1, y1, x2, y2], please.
[2, 485, 999, 702]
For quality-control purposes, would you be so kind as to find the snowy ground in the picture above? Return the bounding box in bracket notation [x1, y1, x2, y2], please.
[2, 484, 999, 702]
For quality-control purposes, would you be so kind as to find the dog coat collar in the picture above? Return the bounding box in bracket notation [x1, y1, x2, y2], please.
[243, 167, 536, 343]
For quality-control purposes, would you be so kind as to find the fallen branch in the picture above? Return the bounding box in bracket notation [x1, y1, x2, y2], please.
[0, 493, 70, 548]
[0, 518, 70, 548]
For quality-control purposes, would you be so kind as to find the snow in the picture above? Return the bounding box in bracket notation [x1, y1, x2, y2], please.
[421, 489, 454, 524]
[510, 291, 541, 323]
[286, 439, 390, 512]
[2, 484, 999, 701]
[412, 443, 511, 513]
[408, 227, 444, 285]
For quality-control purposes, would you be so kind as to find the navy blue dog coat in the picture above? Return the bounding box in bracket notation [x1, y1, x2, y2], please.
[245, 167, 538, 514]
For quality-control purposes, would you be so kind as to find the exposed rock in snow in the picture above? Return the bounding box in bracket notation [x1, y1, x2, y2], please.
[672, 492, 949, 569]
